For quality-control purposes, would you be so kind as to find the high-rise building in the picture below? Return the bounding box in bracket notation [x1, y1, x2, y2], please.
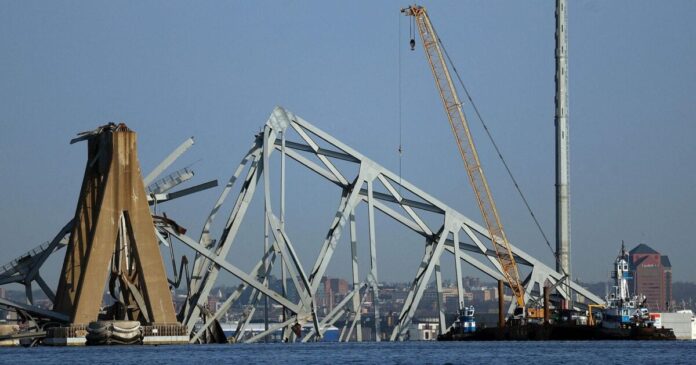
[662, 255, 672, 310]
[628, 243, 672, 311]
[319, 276, 350, 311]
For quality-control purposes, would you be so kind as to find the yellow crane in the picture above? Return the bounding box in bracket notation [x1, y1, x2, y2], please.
[402, 5, 526, 313]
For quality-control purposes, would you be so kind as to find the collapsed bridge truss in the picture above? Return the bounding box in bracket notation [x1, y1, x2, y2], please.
[172, 106, 603, 342]
[0, 106, 603, 343]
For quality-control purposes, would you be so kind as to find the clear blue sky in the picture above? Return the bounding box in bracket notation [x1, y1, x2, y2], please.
[1, 1, 694, 287]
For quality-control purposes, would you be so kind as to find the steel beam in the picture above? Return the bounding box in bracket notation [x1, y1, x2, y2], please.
[0, 298, 69, 322]
[166, 229, 303, 314]
[144, 137, 194, 186]
[349, 212, 362, 342]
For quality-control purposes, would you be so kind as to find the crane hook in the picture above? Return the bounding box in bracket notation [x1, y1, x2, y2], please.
[410, 38, 416, 51]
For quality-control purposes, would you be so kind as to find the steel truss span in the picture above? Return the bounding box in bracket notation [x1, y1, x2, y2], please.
[173, 106, 603, 343]
[0, 107, 603, 342]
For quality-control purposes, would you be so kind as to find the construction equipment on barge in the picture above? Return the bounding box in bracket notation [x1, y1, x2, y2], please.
[439, 243, 675, 341]
[402, 3, 674, 341]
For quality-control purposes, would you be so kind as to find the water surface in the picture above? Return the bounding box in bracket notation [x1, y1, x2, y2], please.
[1, 340, 694, 364]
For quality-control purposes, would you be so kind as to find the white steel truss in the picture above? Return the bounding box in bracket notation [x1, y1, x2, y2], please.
[172, 106, 604, 342]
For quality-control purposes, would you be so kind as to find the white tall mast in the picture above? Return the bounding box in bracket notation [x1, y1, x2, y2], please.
[555, 0, 571, 302]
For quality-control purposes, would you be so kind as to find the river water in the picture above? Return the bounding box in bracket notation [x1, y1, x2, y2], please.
[1, 341, 695, 364]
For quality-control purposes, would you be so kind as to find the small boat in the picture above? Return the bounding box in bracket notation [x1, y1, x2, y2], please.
[437, 306, 476, 341]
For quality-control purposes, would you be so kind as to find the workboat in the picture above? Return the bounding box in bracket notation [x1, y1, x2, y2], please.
[459, 306, 476, 334]
[437, 306, 476, 341]
[601, 242, 644, 328]
[593, 243, 675, 340]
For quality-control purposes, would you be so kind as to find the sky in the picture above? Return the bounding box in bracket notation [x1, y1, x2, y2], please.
[0, 1, 695, 290]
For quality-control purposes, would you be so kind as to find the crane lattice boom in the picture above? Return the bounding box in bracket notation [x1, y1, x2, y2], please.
[402, 5, 525, 309]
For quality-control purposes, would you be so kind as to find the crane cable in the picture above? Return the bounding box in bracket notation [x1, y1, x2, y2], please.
[398, 12, 403, 192]
[398, 13, 418, 193]
[433, 31, 567, 278]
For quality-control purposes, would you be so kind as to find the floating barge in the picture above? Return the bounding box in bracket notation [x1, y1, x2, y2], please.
[439, 322, 675, 341]
[439, 243, 677, 342]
